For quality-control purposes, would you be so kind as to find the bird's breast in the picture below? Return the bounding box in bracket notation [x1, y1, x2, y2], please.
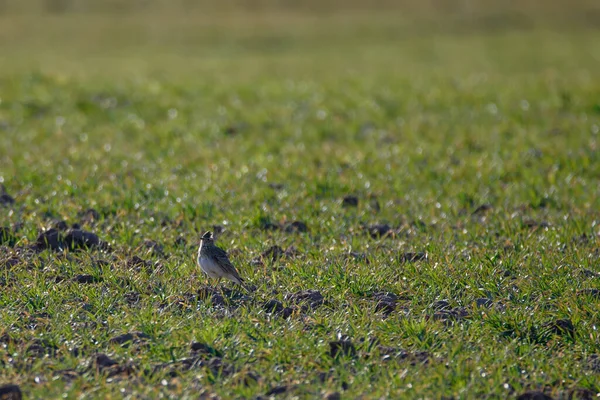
[199, 255, 224, 278]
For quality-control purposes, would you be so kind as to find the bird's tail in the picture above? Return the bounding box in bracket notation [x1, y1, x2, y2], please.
[237, 277, 251, 293]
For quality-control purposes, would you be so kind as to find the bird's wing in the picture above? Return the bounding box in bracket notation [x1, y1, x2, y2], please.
[214, 246, 244, 281]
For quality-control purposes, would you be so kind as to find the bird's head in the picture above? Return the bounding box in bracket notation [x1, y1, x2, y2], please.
[201, 231, 213, 243]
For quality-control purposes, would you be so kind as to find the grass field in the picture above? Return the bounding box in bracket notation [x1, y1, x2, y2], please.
[1, 2, 600, 399]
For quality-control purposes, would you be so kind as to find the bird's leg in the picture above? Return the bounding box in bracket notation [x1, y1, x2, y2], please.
[203, 277, 212, 298]
[216, 278, 225, 297]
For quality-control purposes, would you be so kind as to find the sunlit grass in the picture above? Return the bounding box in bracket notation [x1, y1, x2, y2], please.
[1, 7, 600, 399]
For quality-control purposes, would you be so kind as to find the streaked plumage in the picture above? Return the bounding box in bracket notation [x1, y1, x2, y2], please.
[197, 231, 247, 290]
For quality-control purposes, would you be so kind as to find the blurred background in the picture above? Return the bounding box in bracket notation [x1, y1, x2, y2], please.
[0, 0, 598, 18]
[1, 0, 599, 79]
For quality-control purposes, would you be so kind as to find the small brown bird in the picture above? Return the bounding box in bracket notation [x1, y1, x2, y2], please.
[197, 231, 248, 291]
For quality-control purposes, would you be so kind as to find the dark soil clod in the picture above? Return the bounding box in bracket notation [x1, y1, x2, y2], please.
[366, 223, 392, 238]
[577, 288, 600, 299]
[0, 333, 17, 346]
[265, 386, 289, 396]
[375, 300, 396, 314]
[206, 356, 233, 376]
[263, 299, 284, 314]
[64, 228, 100, 250]
[94, 353, 119, 369]
[80, 208, 100, 225]
[223, 125, 240, 136]
[255, 245, 299, 265]
[35, 228, 62, 250]
[281, 307, 295, 318]
[377, 346, 431, 365]
[0, 256, 21, 268]
[26, 339, 59, 358]
[211, 293, 226, 307]
[0, 194, 15, 206]
[108, 331, 150, 347]
[124, 291, 141, 305]
[190, 342, 222, 358]
[371, 292, 398, 315]
[432, 307, 469, 324]
[329, 340, 357, 358]
[399, 252, 427, 263]
[0, 185, 15, 206]
[284, 221, 308, 233]
[523, 220, 550, 229]
[150, 357, 202, 377]
[241, 371, 261, 386]
[212, 225, 225, 235]
[197, 286, 222, 300]
[174, 236, 187, 247]
[285, 290, 324, 309]
[516, 391, 554, 400]
[578, 268, 600, 278]
[544, 318, 575, 338]
[472, 204, 493, 215]
[127, 255, 149, 270]
[586, 354, 600, 372]
[0, 384, 22, 400]
[73, 274, 101, 284]
[283, 246, 299, 258]
[342, 195, 359, 207]
[572, 233, 593, 245]
[54, 369, 80, 382]
[250, 258, 264, 267]
[432, 300, 451, 310]
[372, 292, 399, 303]
[262, 245, 284, 262]
[324, 392, 341, 400]
[475, 298, 493, 308]
[566, 388, 596, 400]
[259, 221, 280, 231]
[141, 239, 165, 257]
[92, 353, 136, 377]
[347, 251, 370, 264]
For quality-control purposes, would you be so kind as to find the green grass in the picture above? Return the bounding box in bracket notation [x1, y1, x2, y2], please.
[1, 7, 600, 399]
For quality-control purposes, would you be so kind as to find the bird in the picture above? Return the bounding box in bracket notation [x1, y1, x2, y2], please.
[197, 231, 248, 291]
